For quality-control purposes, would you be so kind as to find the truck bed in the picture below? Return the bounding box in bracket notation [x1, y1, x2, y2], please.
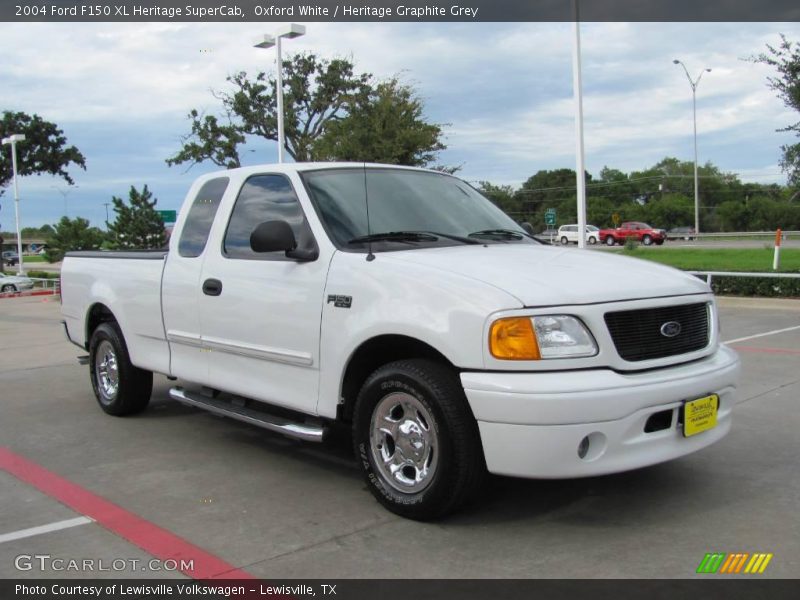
[61, 250, 171, 375]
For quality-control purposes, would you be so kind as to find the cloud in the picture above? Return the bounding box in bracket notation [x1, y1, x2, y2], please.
[2, 21, 800, 227]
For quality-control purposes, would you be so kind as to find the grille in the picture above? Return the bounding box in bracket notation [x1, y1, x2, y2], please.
[604, 302, 709, 361]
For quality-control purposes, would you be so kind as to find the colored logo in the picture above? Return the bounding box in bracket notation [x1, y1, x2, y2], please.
[660, 321, 682, 337]
[696, 553, 773, 574]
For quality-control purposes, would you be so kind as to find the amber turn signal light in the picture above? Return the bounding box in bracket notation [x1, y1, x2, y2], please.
[489, 317, 541, 360]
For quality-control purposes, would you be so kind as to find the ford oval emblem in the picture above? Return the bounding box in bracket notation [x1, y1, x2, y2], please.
[660, 321, 682, 338]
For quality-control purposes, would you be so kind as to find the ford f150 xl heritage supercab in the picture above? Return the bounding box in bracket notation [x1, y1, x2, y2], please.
[61, 163, 741, 520]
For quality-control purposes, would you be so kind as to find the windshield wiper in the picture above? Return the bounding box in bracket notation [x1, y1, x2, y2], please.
[468, 228, 532, 240]
[348, 231, 481, 245]
[347, 231, 439, 244]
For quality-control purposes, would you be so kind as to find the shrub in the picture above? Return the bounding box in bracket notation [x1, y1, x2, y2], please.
[702, 275, 800, 298]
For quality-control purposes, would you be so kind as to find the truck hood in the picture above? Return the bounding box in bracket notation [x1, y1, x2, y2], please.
[384, 244, 709, 307]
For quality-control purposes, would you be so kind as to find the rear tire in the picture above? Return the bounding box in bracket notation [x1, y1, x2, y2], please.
[89, 322, 152, 416]
[353, 359, 486, 520]
[1, 284, 16, 293]
[605, 236, 616, 246]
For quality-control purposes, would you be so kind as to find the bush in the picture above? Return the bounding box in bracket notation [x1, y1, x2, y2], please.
[24, 270, 59, 279]
[624, 237, 638, 251]
[704, 275, 800, 298]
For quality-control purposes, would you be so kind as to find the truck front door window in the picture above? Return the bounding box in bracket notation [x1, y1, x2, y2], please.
[223, 175, 316, 261]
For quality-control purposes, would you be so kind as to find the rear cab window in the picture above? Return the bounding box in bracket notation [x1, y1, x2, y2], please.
[178, 177, 230, 258]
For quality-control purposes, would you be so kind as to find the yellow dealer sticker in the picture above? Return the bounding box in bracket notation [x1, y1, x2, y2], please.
[683, 394, 719, 437]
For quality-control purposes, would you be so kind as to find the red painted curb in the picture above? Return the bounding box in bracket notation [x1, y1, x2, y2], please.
[0, 446, 254, 580]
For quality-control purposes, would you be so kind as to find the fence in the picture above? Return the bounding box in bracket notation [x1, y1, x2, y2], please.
[0, 277, 60, 299]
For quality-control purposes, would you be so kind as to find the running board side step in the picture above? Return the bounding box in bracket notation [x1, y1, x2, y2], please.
[169, 387, 326, 443]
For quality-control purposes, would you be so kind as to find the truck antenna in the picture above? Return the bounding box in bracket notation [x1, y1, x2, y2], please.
[363, 163, 375, 262]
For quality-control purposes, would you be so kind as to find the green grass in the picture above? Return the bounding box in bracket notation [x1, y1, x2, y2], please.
[620, 247, 800, 272]
[22, 255, 45, 263]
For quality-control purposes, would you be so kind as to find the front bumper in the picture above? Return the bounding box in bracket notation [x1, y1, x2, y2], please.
[461, 345, 740, 478]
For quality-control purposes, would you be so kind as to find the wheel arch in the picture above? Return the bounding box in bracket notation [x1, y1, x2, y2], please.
[85, 303, 119, 350]
[338, 334, 456, 423]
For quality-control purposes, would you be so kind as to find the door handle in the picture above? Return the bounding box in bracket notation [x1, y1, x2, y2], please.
[202, 278, 222, 296]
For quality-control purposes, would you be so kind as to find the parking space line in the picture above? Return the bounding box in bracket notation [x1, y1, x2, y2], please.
[723, 324, 800, 345]
[0, 447, 254, 580]
[0, 516, 93, 544]
[733, 346, 800, 356]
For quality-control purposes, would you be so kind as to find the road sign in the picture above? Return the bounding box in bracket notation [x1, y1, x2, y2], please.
[612, 212, 621, 226]
[157, 210, 177, 223]
[545, 209, 556, 226]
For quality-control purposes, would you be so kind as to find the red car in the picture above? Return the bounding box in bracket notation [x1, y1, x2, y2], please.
[599, 222, 666, 246]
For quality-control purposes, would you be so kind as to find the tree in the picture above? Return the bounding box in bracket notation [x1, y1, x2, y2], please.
[751, 35, 800, 186]
[314, 78, 445, 166]
[44, 217, 105, 263]
[167, 53, 448, 169]
[21, 224, 55, 239]
[0, 111, 86, 192]
[167, 53, 371, 167]
[107, 185, 167, 249]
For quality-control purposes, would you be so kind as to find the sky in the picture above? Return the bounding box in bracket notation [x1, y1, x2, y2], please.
[1, 20, 800, 229]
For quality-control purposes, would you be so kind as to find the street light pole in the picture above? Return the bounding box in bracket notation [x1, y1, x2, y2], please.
[572, 4, 587, 249]
[673, 60, 711, 236]
[254, 24, 306, 163]
[2, 133, 26, 275]
[52, 185, 79, 218]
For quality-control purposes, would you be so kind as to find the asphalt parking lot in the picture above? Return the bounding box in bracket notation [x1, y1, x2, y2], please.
[0, 295, 798, 580]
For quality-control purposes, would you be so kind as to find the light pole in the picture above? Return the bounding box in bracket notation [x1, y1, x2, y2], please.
[52, 184, 79, 218]
[673, 59, 711, 235]
[104, 202, 111, 225]
[2, 133, 26, 275]
[254, 23, 306, 163]
[572, 3, 587, 249]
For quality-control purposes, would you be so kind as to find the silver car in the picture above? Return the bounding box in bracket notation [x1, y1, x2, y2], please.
[0, 272, 35, 293]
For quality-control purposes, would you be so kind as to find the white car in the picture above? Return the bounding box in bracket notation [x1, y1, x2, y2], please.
[0, 272, 35, 293]
[558, 224, 600, 245]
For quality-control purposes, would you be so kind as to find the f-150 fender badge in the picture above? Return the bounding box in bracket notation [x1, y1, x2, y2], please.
[327, 294, 353, 309]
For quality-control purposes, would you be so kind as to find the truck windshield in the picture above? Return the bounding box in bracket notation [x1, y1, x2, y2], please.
[300, 168, 536, 251]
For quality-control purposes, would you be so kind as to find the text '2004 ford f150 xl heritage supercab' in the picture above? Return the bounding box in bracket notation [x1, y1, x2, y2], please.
[61, 163, 741, 519]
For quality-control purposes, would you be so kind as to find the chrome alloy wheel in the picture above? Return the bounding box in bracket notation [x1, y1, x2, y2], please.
[370, 392, 439, 493]
[95, 340, 119, 403]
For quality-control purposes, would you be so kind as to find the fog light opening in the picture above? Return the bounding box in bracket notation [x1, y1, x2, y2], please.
[577, 436, 590, 459]
[577, 432, 607, 462]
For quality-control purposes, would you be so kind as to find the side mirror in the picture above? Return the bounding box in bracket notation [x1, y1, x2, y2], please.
[520, 222, 535, 236]
[250, 221, 296, 253]
[249, 220, 318, 262]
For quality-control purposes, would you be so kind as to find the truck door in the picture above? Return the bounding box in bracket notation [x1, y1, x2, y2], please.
[162, 176, 231, 384]
[198, 173, 327, 415]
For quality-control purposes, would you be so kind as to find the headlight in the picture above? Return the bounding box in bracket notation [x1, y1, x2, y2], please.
[489, 315, 597, 360]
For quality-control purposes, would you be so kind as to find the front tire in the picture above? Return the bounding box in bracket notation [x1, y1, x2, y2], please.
[588, 236, 597, 245]
[560, 236, 569, 245]
[353, 359, 486, 520]
[89, 322, 152, 416]
[1, 284, 16, 293]
[642, 235, 653, 246]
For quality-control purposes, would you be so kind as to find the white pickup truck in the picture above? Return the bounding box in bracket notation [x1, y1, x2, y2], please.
[61, 163, 741, 519]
